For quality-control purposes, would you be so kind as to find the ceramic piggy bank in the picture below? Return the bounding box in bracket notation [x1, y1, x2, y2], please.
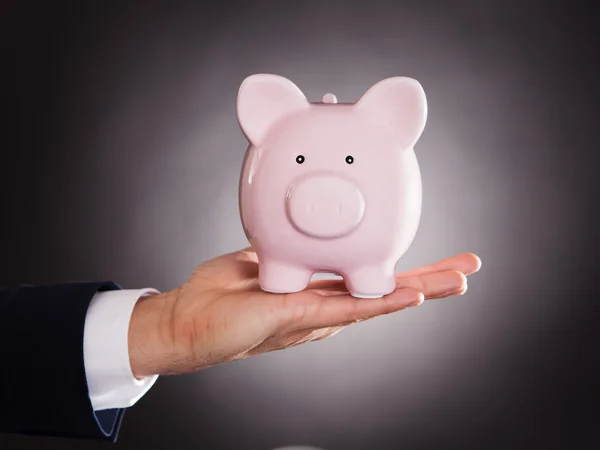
[237, 74, 427, 298]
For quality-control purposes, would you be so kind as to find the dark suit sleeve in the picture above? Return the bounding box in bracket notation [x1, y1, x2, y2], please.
[0, 282, 127, 442]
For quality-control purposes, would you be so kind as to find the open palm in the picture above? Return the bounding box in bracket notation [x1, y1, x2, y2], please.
[130, 247, 481, 377]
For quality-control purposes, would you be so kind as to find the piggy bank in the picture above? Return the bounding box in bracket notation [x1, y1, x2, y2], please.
[237, 74, 427, 298]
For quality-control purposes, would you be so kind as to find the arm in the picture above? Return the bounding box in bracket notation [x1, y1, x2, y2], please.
[1, 247, 481, 441]
[0, 282, 141, 441]
[83, 289, 159, 412]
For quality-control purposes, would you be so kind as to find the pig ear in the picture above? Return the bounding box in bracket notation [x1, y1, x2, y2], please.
[356, 77, 428, 149]
[237, 74, 309, 146]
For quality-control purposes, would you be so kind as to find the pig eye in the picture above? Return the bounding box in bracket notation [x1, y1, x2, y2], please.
[296, 155, 305, 164]
[345, 155, 354, 164]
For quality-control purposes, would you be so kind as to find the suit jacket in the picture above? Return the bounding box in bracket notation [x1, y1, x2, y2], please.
[0, 282, 125, 442]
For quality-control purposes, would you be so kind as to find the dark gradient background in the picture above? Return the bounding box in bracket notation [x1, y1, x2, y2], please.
[1, 1, 598, 449]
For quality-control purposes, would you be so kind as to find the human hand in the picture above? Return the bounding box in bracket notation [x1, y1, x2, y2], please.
[128, 247, 481, 378]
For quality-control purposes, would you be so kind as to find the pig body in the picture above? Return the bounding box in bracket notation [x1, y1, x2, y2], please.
[237, 74, 427, 298]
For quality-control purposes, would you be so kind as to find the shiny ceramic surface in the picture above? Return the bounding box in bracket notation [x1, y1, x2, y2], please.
[237, 74, 427, 298]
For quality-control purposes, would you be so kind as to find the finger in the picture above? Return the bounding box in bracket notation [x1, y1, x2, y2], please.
[397, 270, 468, 299]
[306, 253, 481, 292]
[398, 253, 482, 277]
[264, 326, 346, 352]
[231, 247, 260, 280]
[289, 328, 326, 347]
[307, 269, 468, 299]
[287, 325, 347, 343]
[312, 326, 346, 341]
[246, 327, 327, 356]
[194, 246, 259, 287]
[290, 288, 424, 330]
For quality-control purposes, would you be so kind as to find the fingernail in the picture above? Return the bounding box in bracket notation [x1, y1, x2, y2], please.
[408, 293, 425, 307]
[456, 282, 468, 295]
[440, 282, 468, 297]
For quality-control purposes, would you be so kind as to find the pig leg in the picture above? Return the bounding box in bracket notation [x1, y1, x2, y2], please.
[344, 265, 397, 299]
[258, 259, 313, 294]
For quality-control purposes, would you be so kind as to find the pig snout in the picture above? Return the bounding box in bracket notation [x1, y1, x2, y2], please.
[286, 173, 365, 238]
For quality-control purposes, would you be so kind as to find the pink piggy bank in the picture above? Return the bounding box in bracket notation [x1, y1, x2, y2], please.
[237, 74, 427, 298]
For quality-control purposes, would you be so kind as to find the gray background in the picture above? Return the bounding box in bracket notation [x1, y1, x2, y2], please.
[1, 1, 597, 449]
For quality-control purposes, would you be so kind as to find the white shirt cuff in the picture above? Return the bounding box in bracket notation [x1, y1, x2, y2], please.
[83, 288, 160, 411]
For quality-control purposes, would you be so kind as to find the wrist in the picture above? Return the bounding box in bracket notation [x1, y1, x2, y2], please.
[128, 288, 179, 378]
